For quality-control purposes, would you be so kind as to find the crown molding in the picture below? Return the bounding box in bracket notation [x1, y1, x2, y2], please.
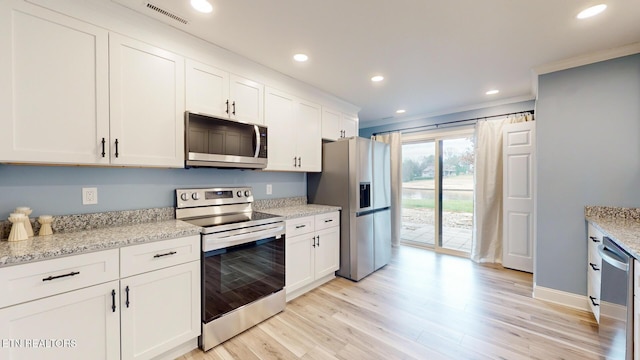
[533, 42, 640, 76]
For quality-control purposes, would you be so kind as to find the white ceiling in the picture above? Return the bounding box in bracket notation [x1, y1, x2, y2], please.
[116, 0, 640, 124]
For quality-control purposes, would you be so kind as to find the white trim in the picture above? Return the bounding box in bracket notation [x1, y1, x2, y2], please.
[601, 301, 627, 322]
[533, 285, 590, 311]
[533, 42, 640, 76]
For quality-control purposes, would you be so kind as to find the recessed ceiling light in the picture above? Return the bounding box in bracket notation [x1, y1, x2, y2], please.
[191, 0, 213, 13]
[577, 4, 607, 19]
[371, 75, 384, 82]
[396, 109, 406, 114]
[486, 89, 499, 95]
[293, 53, 308, 62]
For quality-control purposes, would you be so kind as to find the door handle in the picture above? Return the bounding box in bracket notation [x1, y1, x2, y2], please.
[589, 296, 600, 306]
[589, 236, 601, 243]
[225, 99, 229, 114]
[297, 157, 301, 167]
[293, 156, 297, 167]
[232, 101, 236, 115]
[312, 236, 316, 248]
[125, 286, 130, 308]
[316, 234, 320, 247]
[114, 139, 119, 158]
[101, 138, 106, 157]
[111, 289, 116, 312]
[42, 271, 80, 282]
[589, 262, 600, 271]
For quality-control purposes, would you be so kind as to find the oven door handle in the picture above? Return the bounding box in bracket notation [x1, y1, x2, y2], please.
[203, 224, 285, 251]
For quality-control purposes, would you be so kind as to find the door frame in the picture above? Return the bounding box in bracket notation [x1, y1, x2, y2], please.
[401, 126, 475, 258]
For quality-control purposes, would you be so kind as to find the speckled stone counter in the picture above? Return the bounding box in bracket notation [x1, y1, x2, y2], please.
[253, 196, 307, 211]
[0, 220, 201, 267]
[585, 206, 640, 258]
[260, 204, 341, 219]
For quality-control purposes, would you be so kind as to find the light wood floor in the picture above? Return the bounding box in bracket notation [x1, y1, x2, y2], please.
[180, 245, 623, 360]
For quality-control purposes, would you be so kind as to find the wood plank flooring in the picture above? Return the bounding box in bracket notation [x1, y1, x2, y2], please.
[180, 245, 622, 360]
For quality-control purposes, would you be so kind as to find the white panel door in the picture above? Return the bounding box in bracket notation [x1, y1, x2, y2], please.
[0, 1, 109, 164]
[502, 121, 536, 273]
[109, 33, 184, 167]
[120, 261, 200, 360]
[321, 107, 341, 140]
[285, 233, 315, 295]
[229, 74, 264, 125]
[185, 59, 229, 118]
[0, 281, 120, 360]
[314, 227, 340, 278]
[295, 99, 322, 172]
[264, 87, 296, 171]
[342, 114, 359, 138]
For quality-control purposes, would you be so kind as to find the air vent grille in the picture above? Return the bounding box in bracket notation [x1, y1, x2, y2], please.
[145, 2, 188, 24]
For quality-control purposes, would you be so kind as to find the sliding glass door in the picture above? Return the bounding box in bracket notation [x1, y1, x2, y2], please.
[401, 129, 475, 256]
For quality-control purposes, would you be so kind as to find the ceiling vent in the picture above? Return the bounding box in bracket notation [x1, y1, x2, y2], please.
[145, 2, 188, 25]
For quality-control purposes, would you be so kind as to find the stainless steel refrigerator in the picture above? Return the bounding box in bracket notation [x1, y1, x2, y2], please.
[307, 137, 391, 281]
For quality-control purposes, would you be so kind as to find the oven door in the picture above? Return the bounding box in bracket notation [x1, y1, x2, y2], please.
[202, 232, 285, 323]
[185, 111, 268, 169]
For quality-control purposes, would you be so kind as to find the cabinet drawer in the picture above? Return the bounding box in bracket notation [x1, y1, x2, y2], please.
[120, 235, 200, 278]
[286, 216, 315, 237]
[0, 249, 119, 309]
[315, 211, 340, 231]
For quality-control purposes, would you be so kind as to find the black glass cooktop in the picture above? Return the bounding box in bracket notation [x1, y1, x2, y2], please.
[184, 211, 281, 228]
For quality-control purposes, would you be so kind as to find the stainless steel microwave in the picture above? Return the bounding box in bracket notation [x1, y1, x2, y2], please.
[184, 112, 268, 169]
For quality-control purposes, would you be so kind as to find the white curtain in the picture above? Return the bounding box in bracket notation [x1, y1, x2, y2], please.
[471, 113, 533, 263]
[373, 132, 402, 246]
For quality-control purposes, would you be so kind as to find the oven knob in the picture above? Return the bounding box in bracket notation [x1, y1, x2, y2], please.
[244, 190, 251, 197]
[236, 191, 243, 197]
[180, 193, 189, 201]
[191, 193, 200, 200]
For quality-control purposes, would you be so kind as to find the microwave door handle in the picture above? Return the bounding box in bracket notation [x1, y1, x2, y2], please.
[254, 125, 260, 158]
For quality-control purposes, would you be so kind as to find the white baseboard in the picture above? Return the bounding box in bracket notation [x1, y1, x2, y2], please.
[152, 338, 198, 360]
[601, 301, 627, 322]
[533, 285, 590, 311]
[286, 274, 336, 302]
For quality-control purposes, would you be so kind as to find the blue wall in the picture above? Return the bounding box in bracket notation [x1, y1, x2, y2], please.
[0, 165, 306, 219]
[359, 100, 535, 137]
[536, 54, 640, 295]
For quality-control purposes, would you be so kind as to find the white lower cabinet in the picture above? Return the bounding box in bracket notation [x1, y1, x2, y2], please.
[285, 212, 339, 301]
[587, 223, 603, 322]
[0, 280, 121, 360]
[0, 235, 200, 360]
[120, 261, 200, 360]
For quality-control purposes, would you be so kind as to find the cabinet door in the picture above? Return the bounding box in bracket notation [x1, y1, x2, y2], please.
[120, 261, 200, 360]
[185, 59, 229, 118]
[314, 227, 340, 279]
[342, 114, 359, 138]
[295, 99, 322, 172]
[264, 87, 296, 171]
[109, 33, 185, 168]
[285, 233, 315, 294]
[230, 74, 264, 125]
[0, 1, 109, 165]
[321, 108, 341, 141]
[0, 281, 120, 360]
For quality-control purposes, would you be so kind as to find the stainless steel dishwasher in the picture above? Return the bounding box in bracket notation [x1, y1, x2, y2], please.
[598, 236, 633, 360]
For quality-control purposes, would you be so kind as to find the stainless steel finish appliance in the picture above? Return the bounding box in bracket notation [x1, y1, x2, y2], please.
[307, 137, 391, 281]
[598, 237, 633, 360]
[175, 187, 285, 351]
[184, 111, 268, 169]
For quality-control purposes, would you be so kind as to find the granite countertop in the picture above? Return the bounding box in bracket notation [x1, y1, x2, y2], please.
[585, 206, 640, 258]
[0, 220, 202, 268]
[260, 204, 341, 219]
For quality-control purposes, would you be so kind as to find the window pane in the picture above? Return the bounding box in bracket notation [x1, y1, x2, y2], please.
[401, 141, 436, 246]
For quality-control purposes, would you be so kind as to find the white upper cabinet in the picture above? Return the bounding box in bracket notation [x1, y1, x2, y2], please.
[0, 1, 110, 165]
[321, 107, 359, 141]
[186, 59, 264, 125]
[109, 34, 185, 168]
[264, 87, 321, 172]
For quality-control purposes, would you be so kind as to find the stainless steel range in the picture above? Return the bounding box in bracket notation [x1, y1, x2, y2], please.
[175, 187, 286, 351]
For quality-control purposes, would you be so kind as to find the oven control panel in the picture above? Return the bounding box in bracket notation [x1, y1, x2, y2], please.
[176, 187, 253, 209]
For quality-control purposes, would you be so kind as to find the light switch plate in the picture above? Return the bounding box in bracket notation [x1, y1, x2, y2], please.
[82, 187, 98, 205]
[266, 184, 272, 195]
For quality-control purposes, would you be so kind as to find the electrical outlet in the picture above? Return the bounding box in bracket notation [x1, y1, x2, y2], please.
[266, 184, 272, 195]
[82, 187, 98, 205]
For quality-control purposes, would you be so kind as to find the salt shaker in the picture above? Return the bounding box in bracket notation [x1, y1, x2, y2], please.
[38, 215, 53, 236]
[8, 213, 28, 242]
[15, 207, 34, 237]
